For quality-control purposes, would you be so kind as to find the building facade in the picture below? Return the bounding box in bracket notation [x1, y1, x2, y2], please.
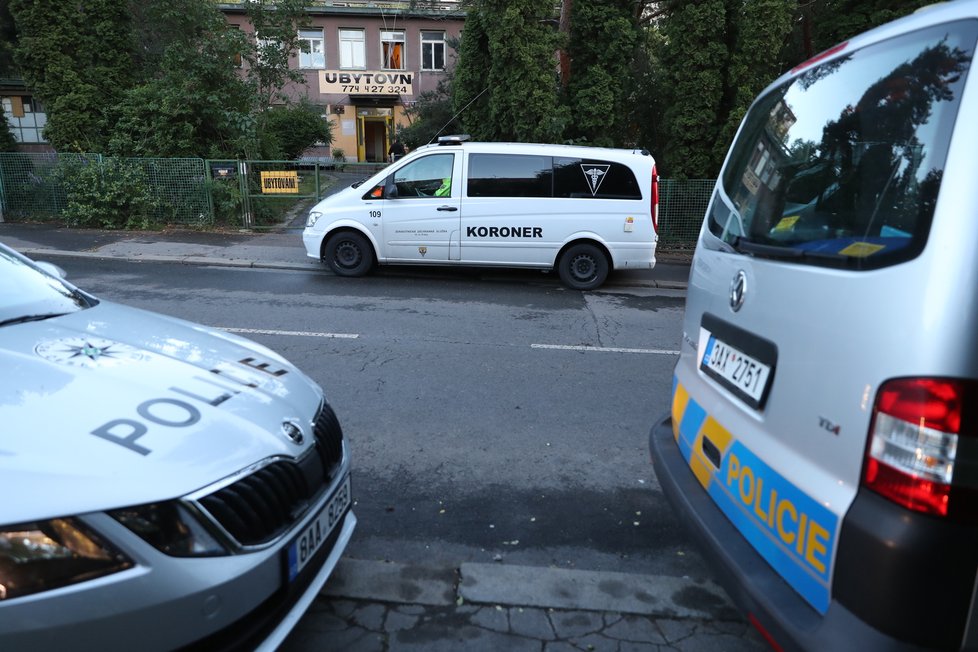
[0, 78, 50, 152]
[219, 0, 464, 162]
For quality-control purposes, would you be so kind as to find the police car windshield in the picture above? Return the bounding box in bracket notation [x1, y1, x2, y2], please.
[708, 20, 976, 270]
[0, 247, 91, 326]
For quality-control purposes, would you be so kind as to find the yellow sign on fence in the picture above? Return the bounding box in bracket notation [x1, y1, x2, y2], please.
[260, 171, 300, 194]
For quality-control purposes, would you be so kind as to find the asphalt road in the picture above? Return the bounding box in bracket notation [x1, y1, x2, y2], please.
[60, 257, 704, 579]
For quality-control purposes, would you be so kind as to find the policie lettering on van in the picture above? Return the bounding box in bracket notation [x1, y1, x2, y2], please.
[302, 137, 659, 290]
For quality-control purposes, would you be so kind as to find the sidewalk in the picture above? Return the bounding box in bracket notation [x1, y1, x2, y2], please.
[0, 221, 691, 292]
[284, 558, 766, 651]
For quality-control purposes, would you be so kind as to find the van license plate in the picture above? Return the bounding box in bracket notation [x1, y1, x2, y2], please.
[700, 331, 771, 404]
[286, 473, 351, 582]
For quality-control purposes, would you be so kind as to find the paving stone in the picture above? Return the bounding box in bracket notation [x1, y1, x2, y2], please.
[550, 610, 605, 639]
[385, 609, 420, 632]
[391, 621, 538, 652]
[351, 603, 387, 631]
[469, 605, 511, 633]
[509, 607, 557, 641]
[604, 615, 668, 645]
[655, 619, 695, 643]
[570, 632, 621, 652]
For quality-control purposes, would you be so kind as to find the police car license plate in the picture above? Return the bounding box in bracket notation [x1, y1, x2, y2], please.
[700, 330, 771, 405]
[286, 474, 351, 582]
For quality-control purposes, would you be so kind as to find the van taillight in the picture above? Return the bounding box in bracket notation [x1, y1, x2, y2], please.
[863, 378, 978, 519]
[651, 164, 659, 235]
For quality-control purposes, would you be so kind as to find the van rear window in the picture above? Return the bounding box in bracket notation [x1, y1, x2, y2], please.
[708, 20, 976, 269]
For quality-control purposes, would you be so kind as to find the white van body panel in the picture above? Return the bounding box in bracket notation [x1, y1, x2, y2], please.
[302, 140, 657, 288]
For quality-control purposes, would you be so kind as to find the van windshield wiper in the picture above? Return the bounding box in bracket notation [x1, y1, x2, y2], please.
[733, 237, 856, 267]
[732, 238, 803, 259]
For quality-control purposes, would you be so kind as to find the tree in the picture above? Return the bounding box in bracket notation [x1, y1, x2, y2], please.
[240, 0, 310, 110]
[0, 112, 16, 152]
[809, 0, 933, 54]
[716, 0, 795, 160]
[10, 0, 136, 152]
[655, 0, 729, 178]
[452, 10, 494, 140]
[10, 0, 322, 159]
[563, 0, 643, 147]
[107, 0, 257, 158]
[453, 0, 567, 142]
[399, 76, 460, 149]
[259, 99, 333, 159]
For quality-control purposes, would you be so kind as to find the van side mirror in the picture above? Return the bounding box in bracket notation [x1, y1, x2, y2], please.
[385, 175, 399, 199]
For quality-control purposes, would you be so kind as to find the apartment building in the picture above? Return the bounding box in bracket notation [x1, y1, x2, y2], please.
[220, 0, 465, 162]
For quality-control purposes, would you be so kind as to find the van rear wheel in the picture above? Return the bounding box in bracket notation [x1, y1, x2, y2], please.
[324, 231, 374, 277]
[558, 243, 609, 290]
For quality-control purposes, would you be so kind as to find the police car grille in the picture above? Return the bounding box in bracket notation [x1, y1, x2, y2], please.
[197, 403, 345, 547]
[313, 402, 344, 480]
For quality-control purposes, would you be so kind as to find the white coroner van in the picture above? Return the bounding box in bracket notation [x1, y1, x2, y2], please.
[302, 137, 659, 290]
[650, 3, 978, 650]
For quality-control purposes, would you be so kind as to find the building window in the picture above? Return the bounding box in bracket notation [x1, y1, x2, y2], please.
[421, 31, 445, 71]
[339, 29, 365, 69]
[2, 96, 47, 144]
[381, 30, 405, 70]
[298, 28, 325, 69]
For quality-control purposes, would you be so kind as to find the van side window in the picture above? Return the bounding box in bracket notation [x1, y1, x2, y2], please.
[392, 154, 455, 198]
[467, 154, 552, 198]
[708, 20, 976, 269]
[553, 158, 643, 199]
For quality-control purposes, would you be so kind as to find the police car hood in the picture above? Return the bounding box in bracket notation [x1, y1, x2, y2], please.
[0, 301, 325, 523]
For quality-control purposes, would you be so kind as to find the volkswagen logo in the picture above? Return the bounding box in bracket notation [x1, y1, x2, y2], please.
[729, 270, 747, 312]
[281, 421, 304, 445]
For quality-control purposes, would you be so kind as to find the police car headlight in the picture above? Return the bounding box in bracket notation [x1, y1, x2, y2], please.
[306, 211, 323, 228]
[111, 502, 228, 557]
[0, 518, 134, 600]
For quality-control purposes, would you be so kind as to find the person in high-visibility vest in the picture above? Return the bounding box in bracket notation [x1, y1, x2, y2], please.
[434, 177, 452, 197]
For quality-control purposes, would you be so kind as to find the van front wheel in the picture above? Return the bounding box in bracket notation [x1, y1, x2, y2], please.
[324, 231, 374, 277]
[558, 244, 609, 290]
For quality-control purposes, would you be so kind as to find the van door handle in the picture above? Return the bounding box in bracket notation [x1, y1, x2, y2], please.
[437, 206, 458, 212]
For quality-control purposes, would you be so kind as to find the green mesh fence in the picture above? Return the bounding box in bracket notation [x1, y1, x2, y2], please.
[0, 153, 209, 226]
[658, 178, 716, 247]
[0, 151, 714, 247]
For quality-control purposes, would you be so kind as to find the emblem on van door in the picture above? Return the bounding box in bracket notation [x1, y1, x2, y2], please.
[418, 246, 427, 257]
[730, 270, 747, 312]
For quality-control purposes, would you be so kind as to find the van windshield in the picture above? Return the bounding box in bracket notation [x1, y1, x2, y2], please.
[709, 20, 976, 269]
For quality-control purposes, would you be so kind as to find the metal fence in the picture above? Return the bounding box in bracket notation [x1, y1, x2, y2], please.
[0, 152, 714, 247]
[658, 178, 714, 247]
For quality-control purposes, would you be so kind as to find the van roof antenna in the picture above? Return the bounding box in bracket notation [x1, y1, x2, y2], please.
[427, 86, 488, 145]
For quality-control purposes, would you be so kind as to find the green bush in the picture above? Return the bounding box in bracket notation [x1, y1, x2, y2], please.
[54, 158, 166, 229]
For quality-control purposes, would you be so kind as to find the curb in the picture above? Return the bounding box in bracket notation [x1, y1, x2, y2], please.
[322, 558, 738, 622]
[19, 247, 690, 291]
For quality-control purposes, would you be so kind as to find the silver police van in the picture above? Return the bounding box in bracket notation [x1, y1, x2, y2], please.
[303, 137, 659, 290]
[650, 3, 978, 650]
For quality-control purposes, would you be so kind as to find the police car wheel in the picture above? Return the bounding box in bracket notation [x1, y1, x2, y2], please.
[558, 243, 609, 290]
[324, 231, 374, 277]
